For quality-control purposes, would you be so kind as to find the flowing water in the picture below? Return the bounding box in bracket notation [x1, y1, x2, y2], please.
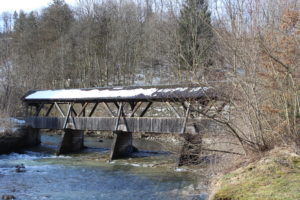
[0, 134, 207, 200]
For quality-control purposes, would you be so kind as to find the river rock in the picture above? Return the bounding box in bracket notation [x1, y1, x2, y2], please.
[15, 164, 26, 173]
[1, 195, 16, 200]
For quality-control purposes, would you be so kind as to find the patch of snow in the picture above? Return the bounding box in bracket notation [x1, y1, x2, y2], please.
[130, 163, 141, 167]
[26, 88, 158, 100]
[156, 87, 189, 93]
[25, 86, 210, 100]
[175, 168, 187, 172]
[190, 87, 210, 92]
[11, 118, 25, 125]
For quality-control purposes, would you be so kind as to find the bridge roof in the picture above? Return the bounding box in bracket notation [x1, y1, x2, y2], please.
[22, 85, 216, 103]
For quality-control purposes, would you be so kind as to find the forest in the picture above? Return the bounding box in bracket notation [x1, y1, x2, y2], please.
[0, 0, 299, 153]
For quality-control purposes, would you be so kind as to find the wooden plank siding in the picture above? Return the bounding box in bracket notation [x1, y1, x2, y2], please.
[25, 116, 197, 134]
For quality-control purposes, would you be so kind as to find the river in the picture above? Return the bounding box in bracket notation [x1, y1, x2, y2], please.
[0, 134, 207, 200]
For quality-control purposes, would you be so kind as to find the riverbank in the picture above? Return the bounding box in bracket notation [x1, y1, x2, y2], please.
[0, 128, 27, 154]
[210, 147, 300, 200]
[0, 119, 40, 154]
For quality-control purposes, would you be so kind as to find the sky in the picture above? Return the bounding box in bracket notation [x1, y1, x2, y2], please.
[0, 0, 77, 13]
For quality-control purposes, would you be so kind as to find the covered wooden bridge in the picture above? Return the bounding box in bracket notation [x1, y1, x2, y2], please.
[22, 85, 221, 164]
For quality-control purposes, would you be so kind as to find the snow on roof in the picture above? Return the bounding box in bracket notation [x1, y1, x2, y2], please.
[23, 85, 213, 102]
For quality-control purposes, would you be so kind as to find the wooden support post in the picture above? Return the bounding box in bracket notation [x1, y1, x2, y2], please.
[55, 102, 65, 117]
[114, 102, 123, 130]
[166, 102, 181, 118]
[202, 100, 216, 114]
[139, 102, 152, 117]
[113, 102, 120, 110]
[25, 104, 29, 117]
[77, 103, 88, 117]
[35, 104, 44, 116]
[82, 103, 86, 117]
[89, 102, 98, 117]
[182, 102, 195, 118]
[129, 102, 136, 111]
[45, 104, 54, 116]
[30, 106, 33, 116]
[128, 102, 142, 117]
[102, 102, 115, 117]
[71, 106, 78, 116]
[181, 102, 190, 134]
[63, 104, 72, 129]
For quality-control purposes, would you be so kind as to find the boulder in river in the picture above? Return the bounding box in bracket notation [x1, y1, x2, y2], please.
[15, 164, 26, 173]
[1, 195, 16, 200]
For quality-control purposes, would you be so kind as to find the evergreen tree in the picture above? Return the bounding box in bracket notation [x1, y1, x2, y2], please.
[40, 0, 74, 42]
[178, 0, 213, 72]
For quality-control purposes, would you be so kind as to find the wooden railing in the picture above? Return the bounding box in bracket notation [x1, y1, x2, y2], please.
[25, 116, 208, 134]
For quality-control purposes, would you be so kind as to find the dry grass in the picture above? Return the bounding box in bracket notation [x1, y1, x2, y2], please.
[210, 147, 300, 200]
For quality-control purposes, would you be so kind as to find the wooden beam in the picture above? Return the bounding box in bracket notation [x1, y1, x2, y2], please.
[166, 102, 181, 118]
[45, 104, 54, 116]
[128, 102, 143, 117]
[114, 103, 123, 130]
[202, 100, 216, 114]
[25, 104, 29, 117]
[63, 104, 72, 129]
[89, 102, 99, 117]
[102, 102, 115, 117]
[35, 104, 44, 116]
[77, 103, 89, 117]
[71, 106, 78, 116]
[82, 103, 86, 117]
[129, 102, 136, 110]
[113, 102, 119, 109]
[140, 102, 152, 117]
[54, 102, 65, 117]
[181, 102, 190, 134]
[182, 102, 195, 118]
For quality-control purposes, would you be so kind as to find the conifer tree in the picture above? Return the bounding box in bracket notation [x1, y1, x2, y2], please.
[178, 0, 213, 73]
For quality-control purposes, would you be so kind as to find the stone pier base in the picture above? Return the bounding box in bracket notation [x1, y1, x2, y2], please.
[109, 131, 137, 161]
[178, 133, 203, 166]
[57, 129, 84, 155]
[25, 127, 41, 146]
